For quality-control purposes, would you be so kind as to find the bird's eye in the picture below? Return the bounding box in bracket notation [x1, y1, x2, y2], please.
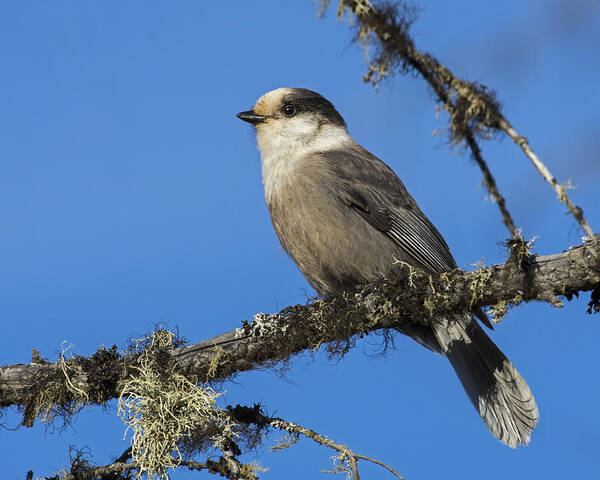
[282, 104, 296, 117]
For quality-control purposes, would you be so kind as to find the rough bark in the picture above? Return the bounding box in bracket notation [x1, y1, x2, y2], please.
[1, 237, 599, 424]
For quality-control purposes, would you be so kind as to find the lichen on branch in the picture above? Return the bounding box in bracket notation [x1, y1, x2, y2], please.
[118, 331, 240, 480]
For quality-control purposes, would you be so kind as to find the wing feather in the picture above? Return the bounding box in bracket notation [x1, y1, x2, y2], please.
[318, 146, 457, 274]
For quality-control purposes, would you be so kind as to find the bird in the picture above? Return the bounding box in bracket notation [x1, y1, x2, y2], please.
[237, 87, 539, 448]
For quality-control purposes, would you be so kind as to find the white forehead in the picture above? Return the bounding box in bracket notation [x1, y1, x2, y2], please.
[253, 87, 294, 116]
[257, 87, 294, 104]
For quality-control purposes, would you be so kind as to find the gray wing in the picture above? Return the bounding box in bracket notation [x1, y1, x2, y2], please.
[322, 146, 457, 274]
[321, 146, 493, 330]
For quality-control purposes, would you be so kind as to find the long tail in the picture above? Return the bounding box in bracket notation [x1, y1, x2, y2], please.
[430, 315, 539, 448]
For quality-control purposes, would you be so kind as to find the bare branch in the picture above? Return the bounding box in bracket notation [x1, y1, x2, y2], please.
[335, 0, 595, 239]
[47, 404, 403, 480]
[41, 442, 258, 480]
[49, 457, 253, 480]
[230, 405, 405, 479]
[498, 119, 595, 239]
[464, 132, 518, 239]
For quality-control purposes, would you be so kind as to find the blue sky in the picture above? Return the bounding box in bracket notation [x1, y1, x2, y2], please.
[1, 1, 599, 478]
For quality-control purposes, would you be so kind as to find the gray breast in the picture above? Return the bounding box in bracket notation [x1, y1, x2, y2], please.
[266, 156, 405, 296]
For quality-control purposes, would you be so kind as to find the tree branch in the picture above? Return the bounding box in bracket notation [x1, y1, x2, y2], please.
[498, 119, 595, 239]
[464, 131, 518, 240]
[336, 0, 595, 239]
[1, 237, 598, 420]
[229, 405, 405, 480]
[44, 456, 255, 480]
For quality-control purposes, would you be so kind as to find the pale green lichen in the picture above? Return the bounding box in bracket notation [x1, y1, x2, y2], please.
[422, 271, 458, 317]
[323, 452, 353, 479]
[468, 260, 492, 308]
[488, 300, 509, 323]
[25, 343, 92, 427]
[487, 295, 524, 324]
[118, 330, 235, 480]
[270, 432, 300, 452]
[392, 258, 419, 288]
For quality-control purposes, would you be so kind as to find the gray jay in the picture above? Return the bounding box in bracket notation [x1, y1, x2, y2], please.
[237, 87, 539, 447]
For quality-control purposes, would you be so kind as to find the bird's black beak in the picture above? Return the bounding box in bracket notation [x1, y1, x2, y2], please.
[237, 110, 267, 125]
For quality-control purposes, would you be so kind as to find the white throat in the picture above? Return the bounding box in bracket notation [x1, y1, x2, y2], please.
[256, 121, 352, 202]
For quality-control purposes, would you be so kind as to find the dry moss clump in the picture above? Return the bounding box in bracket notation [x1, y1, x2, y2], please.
[22, 344, 95, 428]
[118, 330, 236, 480]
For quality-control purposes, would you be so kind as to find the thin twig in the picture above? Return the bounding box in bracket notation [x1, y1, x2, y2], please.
[267, 417, 405, 479]
[498, 118, 595, 239]
[339, 0, 519, 241]
[464, 131, 519, 239]
[337, 0, 594, 240]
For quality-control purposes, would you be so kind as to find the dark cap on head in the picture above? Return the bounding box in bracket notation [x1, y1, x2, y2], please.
[280, 88, 346, 127]
[237, 87, 347, 128]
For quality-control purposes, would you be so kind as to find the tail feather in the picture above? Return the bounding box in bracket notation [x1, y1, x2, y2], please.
[431, 315, 539, 448]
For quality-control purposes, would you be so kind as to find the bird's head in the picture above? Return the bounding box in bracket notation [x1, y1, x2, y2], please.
[237, 88, 349, 158]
